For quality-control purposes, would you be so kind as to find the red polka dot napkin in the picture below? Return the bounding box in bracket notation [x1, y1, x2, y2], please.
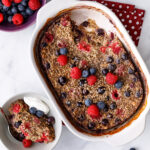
[87, 0, 145, 46]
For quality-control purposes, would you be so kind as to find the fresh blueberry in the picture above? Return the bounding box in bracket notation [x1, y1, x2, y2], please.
[85, 98, 92, 107]
[82, 89, 89, 95]
[102, 119, 109, 126]
[77, 102, 83, 107]
[97, 28, 104, 36]
[125, 91, 130, 97]
[115, 80, 123, 89]
[8, 16, 13, 23]
[45, 62, 50, 70]
[107, 113, 113, 118]
[82, 21, 89, 27]
[122, 53, 128, 60]
[18, 4, 25, 12]
[98, 86, 105, 94]
[88, 122, 95, 129]
[58, 76, 67, 86]
[26, 7, 33, 15]
[77, 114, 85, 121]
[110, 102, 117, 110]
[60, 92, 67, 99]
[116, 59, 121, 64]
[136, 91, 141, 98]
[115, 118, 121, 124]
[89, 67, 96, 75]
[107, 56, 114, 63]
[36, 110, 44, 118]
[108, 64, 116, 72]
[47, 116, 55, 124]
[60, 48, 68, 55]
[3, 6, 9, 12]
[66, 101, 71, 106]
[19, 133, 25, 141]
[29, 107, 37, 115]
[79, 79, 86, 86]
[55, 49, 60, 56]
[97, 101, 106, 110]
[130, 148, 136, 150]
[7, 10, 13, 15]
[14, 121, 22, 128]
[128, 68, 134, 74]
[133, 77, 138, 82]
[82, 70, 90, 78]
[21, 0, 28, 7]
[11, 7, 18, 14]
[102, 68, 109, 76]
[12, 2, 17, 7]
[21, 11, 28, 19]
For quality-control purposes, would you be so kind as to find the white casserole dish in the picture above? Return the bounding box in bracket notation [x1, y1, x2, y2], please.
[30, 0, 150, 146]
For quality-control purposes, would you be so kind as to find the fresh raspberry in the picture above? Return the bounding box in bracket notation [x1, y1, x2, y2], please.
[24, 122, 30, 129]
[100, 46, 107, 53]
[87, 75, 97, 86]
[106, 73, 118, 85]
[13, 104, 21, 113]
[57, 55, 68, 66]
[2, 0, 11, 7]
[87, 104, 100, 118]
[78, 41, 91, 52]
[112, 90, 120, 100]
[28, 0, 41, 10]
[45, 32, 54, 43]
[13, 0, 22, 3]
[110, 42, 121, 54]
[22, 139, 32, 148]
[81, 60, 88, 67]
[70, 67, 82, 79]
[0, 13, 4, 23]
[12, 14, 24, 25]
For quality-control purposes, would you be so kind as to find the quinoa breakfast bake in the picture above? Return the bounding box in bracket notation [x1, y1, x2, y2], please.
[34, 12, 147, 135]
[8, 99, 55, 147]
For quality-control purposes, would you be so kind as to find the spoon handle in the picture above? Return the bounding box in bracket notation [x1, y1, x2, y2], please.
[0, 107, 9, 122]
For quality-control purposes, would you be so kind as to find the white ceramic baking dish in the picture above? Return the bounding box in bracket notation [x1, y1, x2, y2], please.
[30, 0, 150, 146]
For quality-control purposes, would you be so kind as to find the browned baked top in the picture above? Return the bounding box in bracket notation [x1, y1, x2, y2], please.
[34, 13, 145, 135]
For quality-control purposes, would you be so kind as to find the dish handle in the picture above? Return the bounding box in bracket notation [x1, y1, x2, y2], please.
[36, 0, 78, 27]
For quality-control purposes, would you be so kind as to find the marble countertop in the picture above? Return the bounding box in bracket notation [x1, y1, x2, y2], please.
[0, 0, 150, 149]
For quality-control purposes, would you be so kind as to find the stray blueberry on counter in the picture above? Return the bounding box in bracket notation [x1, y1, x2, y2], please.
[89, 67, 96, 75]
[98, 86, 106, 94]
[130, 148, 136, 150]
[29, 107, 37, 115]
[88, 122, 95, 129]
[58, 76, 67, 86]
[85, 98, 92, 107]
[107, 56, 114, 63]
[125, 91, 130, 97]
[122, 53, 128, 60]
[97, 101, 106, 110]
[82, 70, 90, 78]
[115, 80, 123, 89]
[36, 110, 44, 118]
[60, 48, 68, 55]
[102, 68, 109, 76]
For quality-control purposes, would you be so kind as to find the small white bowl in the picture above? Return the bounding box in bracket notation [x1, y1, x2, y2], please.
[0, 93, 62, 150]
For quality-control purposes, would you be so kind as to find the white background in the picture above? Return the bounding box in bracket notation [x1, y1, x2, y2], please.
[0, 0, 150, 149]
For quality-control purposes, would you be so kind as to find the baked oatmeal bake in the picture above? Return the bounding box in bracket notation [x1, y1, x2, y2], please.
[8, 99, 55, 147]
[34, 13, 146, 135]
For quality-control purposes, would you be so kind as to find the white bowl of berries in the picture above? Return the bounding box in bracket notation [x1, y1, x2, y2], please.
[0, 93, 62, 150]
[0, 0, 46, 31]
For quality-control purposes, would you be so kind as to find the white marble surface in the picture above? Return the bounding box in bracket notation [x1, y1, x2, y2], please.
[0, 0, 150, 149]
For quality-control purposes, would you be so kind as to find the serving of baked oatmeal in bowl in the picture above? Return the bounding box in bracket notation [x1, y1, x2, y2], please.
[30, 0, 150, 145]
